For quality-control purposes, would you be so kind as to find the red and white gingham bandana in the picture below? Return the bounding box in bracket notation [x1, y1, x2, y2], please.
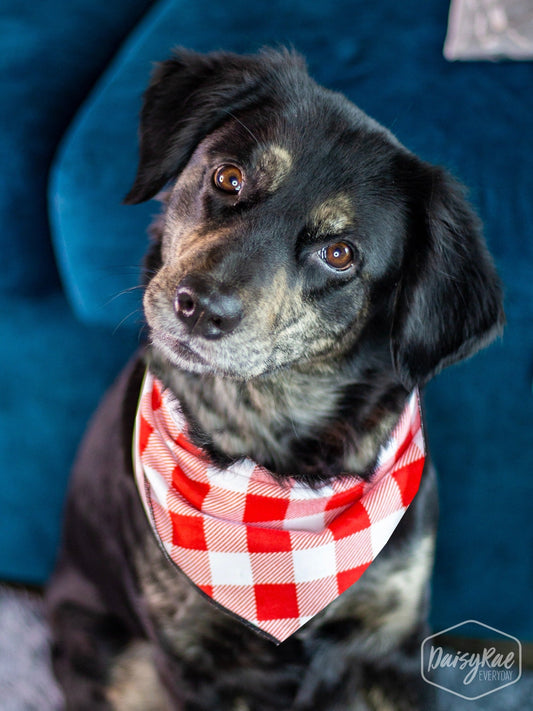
[133, 370, 425, 643]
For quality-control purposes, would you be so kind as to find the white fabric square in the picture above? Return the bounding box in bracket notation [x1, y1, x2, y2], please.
[413, 428, 425, 453]
[292, 542, 336, 582]
[206, 459, 255, 492]
[209, 551, 254, 586]
[335, 529, 373, 571]
[290, 479, 335, 501]
[283, 512, 325, 533]
[143, 463, 169, 508]
[370, 509, 406, 559]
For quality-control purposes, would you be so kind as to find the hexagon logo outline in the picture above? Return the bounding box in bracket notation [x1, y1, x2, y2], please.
[421, 619, 522, 700]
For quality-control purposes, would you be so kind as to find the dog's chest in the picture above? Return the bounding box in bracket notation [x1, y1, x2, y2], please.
[134, 515, 433, 699]
[134, 528, 308, 706]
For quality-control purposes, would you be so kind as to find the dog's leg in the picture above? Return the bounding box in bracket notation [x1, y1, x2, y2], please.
[291, 625, 437, 711]
[48, 554, 173, 710]
[106, 640, 172, 711]
[46, 358, 172, 709]
[48, 563, 130, 710]
[292, 623, 435, 711]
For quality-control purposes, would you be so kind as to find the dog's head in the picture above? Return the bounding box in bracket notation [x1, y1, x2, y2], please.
[126, 48, 504, 390]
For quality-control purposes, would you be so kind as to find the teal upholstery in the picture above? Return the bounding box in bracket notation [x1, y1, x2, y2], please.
[0, 0, 154, 582]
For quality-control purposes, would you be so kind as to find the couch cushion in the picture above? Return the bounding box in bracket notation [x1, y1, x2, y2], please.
[0, 294, 139, 583]
[0, 0, 154, 296]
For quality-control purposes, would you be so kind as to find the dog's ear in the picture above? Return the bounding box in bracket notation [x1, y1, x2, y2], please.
[124, 48, 304, 204]
[391, 158, 505, 389]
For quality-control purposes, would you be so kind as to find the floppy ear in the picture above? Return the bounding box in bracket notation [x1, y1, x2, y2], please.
[124, 47, 305, 204]
[391, 159, 505, 389]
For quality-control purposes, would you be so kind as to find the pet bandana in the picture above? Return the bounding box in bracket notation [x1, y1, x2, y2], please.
[133, 370, 425, 643]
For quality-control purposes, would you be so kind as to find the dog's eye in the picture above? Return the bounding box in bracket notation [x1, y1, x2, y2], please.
[320, 242, 355, 271]
[213, 164, 243, 194]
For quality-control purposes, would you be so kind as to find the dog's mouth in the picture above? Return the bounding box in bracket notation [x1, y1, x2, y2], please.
[151, 331, 211, 370]
[150, 328, 271, 379]
[145, 277, 361, 380]
[150, 324, 313, 381]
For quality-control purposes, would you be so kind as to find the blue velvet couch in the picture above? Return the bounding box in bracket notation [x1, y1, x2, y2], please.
[1, 0, 532, 642]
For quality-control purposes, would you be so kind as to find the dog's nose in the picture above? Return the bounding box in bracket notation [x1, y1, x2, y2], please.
[174, 275, 243, 339]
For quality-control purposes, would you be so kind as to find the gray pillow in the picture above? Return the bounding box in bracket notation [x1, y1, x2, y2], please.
[444, 0, 533, 59]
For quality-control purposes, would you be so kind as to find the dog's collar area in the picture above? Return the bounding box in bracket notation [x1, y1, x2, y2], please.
[133, 369, 425, 643]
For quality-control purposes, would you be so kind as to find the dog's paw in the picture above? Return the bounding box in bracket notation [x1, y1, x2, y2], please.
[105, 640, 172, 711]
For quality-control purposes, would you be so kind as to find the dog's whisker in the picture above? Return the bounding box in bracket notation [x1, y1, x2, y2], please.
[222, 109, 261, 147]
[112, 309, 143, 335]
[105, 285, 145, 307]
[137, 324, 149, 344]
[101, 264, 146, 276]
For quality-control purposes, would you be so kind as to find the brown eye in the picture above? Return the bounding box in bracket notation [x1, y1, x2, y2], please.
[321, 242, 355, 271]
[213, 164, 243, 194]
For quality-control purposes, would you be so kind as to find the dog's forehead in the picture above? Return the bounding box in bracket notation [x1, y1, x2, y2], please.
[310, 195, 354, 233]
[204, 89, 384, 165]
[194, 91, 403, 234]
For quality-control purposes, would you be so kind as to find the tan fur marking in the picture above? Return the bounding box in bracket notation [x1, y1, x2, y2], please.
[365, 687, 397, 711]
[106, 640, 171, 711]
[372, 535, 435, 639]
[311, 194, 354, 233]
[258, 144, 293, 192]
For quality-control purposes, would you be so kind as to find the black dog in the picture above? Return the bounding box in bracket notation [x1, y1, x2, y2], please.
[47, 48, 504, 711]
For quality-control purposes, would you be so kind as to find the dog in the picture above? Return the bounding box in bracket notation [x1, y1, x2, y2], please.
[46, 48, 504, 711]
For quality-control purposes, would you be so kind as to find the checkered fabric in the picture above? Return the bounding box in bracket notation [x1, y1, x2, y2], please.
[133, 370, 426, 643]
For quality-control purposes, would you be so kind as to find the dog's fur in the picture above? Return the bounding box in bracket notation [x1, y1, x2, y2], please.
[46, 48, 504, 710]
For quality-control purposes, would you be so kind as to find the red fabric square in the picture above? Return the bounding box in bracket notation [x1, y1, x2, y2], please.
[247, 526, 292, 553]
[139, 415, 153, 455]
[172, 465, 211, 509]
[151, 381, 162, 411]
[175, 432, 206, 459]
[170, 512, 207, 550]
[392, 459, 424, 507]
[329, 501, 371, 540]
[336, 564, 370, 594]
[243, 494, 290, 522]
[255, 584, 300, 621]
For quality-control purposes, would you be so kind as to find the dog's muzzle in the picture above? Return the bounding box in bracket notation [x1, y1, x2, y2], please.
[174, 274, 243, 340]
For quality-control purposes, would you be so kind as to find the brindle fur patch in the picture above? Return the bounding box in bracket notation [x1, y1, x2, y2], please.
[310, 194, 354, 234]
